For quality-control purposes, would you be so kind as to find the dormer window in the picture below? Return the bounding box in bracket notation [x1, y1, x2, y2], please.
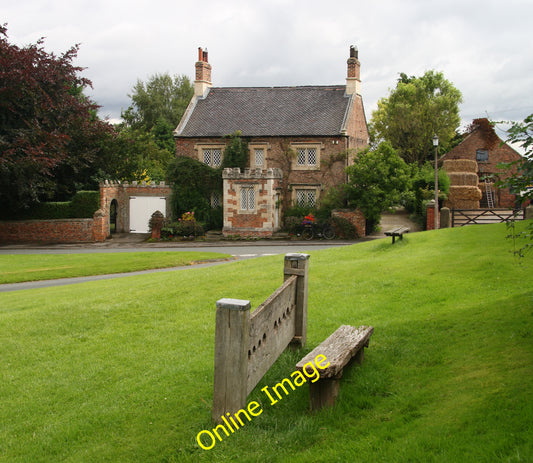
[476, 149, 489, 162]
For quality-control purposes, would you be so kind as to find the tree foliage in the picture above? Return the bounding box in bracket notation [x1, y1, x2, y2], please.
[407, 162, 451, 221]
[102, 126, 174, 183]
[121, 73, 193, 131]
[497, 114, 533, 203]
[496, 113, 533, 258]
[345, 142, 412, 232]
[166, 156, 222, 229]
[0, 24, 114, 212]
[221, 131, 248, 170]
[370, 71, 462, 165]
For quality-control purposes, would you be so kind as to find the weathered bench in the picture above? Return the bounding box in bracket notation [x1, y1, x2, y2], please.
[296, 324, 374, 410]
[384, 226, 409, 244]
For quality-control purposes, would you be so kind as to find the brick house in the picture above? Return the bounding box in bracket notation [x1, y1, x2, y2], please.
[441, 118, 522, 208]
[174, 46, 369, 237]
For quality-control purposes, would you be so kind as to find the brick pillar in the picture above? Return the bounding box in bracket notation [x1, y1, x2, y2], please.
[426, 201, 436, 230]
[92, 209, 108, 242]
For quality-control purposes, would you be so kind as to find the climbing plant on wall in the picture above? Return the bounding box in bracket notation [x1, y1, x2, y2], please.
[166, 156, 222, 229]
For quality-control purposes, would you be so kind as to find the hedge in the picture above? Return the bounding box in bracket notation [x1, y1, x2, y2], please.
[1, 191, 100, 220]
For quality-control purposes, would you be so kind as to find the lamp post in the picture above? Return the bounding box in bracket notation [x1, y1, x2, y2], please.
[433, 134, 439, 230]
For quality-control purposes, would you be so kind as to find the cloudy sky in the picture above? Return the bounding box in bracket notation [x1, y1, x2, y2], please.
[2, 0, 532, 137]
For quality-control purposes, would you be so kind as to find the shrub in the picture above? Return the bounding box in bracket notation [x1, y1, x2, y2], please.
[159, 211, 205, 239]
[282, 216, 304, 235]
[166, 157, 222, 229]
[1, 191, 100, 220]
[69, 191, 100, 218]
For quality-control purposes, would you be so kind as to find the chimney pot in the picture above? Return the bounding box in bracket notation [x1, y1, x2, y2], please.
[346, 45, 361, 95]
[194, 46, 212, 96]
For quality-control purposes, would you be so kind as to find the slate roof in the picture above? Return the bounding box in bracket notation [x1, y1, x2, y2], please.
[176, 85, 352, 137]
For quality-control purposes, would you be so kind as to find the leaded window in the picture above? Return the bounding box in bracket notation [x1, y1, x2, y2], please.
[296, 189, 316, 207]
[296, 147, 318, 167]
[240, 187, 255, 210]
[255, 148, 264, 167]
[202, 148, 222, 167]
[211, 191, 222, 208]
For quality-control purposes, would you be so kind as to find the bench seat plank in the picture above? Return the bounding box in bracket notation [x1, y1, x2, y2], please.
[296, 325, 374, 379]
[384, 227, 409, 236]
[384, 227, 409, 243]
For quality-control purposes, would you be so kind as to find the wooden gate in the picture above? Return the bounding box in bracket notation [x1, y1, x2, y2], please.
[451, 209, 524, 227]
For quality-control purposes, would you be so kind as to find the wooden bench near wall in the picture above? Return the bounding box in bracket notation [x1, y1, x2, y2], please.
[296, 325, 374, 410]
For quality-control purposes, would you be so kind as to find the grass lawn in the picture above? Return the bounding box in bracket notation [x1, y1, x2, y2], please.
[0, 223, 531, 462]
[0, 251, 232, 284]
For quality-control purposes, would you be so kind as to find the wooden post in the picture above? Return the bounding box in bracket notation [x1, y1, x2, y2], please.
[284, 253, 309, 348]
[212, 298, 251, 422]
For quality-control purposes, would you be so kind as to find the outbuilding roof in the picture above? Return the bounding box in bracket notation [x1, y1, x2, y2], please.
[175, 85, 352, 137]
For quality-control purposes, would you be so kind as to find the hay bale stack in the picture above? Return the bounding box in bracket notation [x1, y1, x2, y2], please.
[443, 159, 478, 174]
[445, 186, 482, 209]
[443, 159, 482, 209]
[447, 172, 479, 186]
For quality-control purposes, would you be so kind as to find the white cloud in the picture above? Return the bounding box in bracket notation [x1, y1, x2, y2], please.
[2, 0, 532, 126]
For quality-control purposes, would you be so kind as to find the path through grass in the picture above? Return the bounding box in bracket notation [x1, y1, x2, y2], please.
[0, 223, 531, 462]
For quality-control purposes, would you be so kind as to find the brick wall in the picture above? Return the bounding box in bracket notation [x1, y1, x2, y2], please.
[332, 209, 366, 237]
[222, 168, 282, 237]
[0, 216, 100, 244]
[0, 181, 172, 245]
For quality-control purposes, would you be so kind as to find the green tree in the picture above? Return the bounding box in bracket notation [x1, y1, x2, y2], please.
[0, 25, 114, 213]
[400, 162, 451, 227]
[151, 118, 176, 153]
[496, 113, 533, 257]
[370, 71, 462, 165]
[106, 126, 174, 183]
[121, 73, 193, 131]
[345, 142, 412, 233]
[221, 131, 248, 170]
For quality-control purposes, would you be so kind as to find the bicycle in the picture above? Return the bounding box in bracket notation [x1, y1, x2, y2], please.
[301, 222, 336, 240]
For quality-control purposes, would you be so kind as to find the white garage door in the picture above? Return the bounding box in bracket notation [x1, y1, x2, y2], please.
[129, 196, 167, 233]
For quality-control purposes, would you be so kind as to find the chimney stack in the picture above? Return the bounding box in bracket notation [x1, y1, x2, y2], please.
[195, 47, 212, 97]
[346, 45, 361, 95]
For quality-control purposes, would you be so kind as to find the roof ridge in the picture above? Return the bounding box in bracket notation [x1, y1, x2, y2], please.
[209, 85, 345, 90]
